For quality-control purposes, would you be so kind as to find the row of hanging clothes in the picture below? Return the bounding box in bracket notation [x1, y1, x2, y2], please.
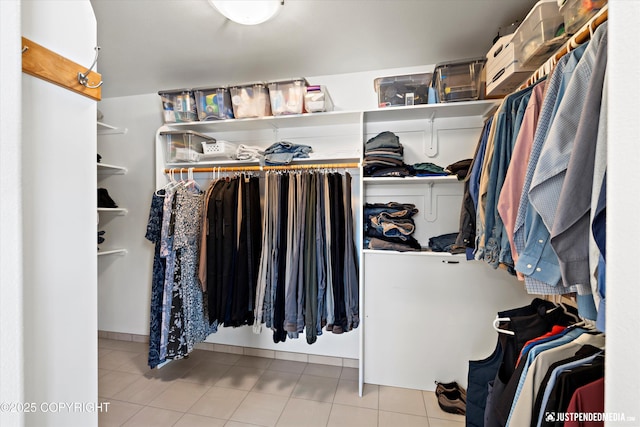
[455, 21, 608, 328]
[466, 298, 605, 427]
[145, 167, 359, 368]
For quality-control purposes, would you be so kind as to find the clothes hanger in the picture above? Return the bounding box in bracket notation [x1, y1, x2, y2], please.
[155, 168, 180, 195]
[493, 316, 515, 336]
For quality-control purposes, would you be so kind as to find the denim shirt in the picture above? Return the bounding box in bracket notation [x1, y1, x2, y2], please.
[484, 87, 533, 269]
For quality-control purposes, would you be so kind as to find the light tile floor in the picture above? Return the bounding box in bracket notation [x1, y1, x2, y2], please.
[99, 338, 465, 427]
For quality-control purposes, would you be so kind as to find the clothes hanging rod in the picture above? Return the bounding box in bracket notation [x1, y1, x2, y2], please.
[163, 162, 361, 174]
[521, 5, 608, 89]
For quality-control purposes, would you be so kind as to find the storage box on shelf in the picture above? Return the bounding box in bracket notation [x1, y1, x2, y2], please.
[485, 33, 537, 97]
[373, 73, 432, 107]
[560, 0, 607, 34]
[193, 86, 234, 121]
[229, 82, 272, 118]
[201, 140, 237, 160]
[160, 130, 214, 163]
[304, 85, 334, 113]
[158, 89, 198, 123]
[267, 78, 308, 116]
[513, 0, 567, 68]
[432, 58, 486, 103]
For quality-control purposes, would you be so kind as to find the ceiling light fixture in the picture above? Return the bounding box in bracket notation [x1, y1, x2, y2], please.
[209, 0, 284, 26]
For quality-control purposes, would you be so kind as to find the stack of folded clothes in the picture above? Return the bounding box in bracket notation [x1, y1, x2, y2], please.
[363, 131, 412, 177]
[363, 202, 421, 252]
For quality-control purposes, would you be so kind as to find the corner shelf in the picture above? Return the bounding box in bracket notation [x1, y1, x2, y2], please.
[97, 207, 128, 215]
[97, 249, 128, 257]
[97, 121, 128, 135]
[97, 162, 128, 175]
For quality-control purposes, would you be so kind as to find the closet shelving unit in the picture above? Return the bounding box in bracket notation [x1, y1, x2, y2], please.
[153, 99, 536, 395]
[359, 98, 537, 392]
[98, 121, 128, 257]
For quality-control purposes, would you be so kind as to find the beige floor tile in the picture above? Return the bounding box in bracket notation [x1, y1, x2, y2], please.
[291, 374, 339, 402]
[98, 368, 111, 378]
[379, 385, 427, 416]
[99, 338, 149, 353]
[179, 359, 232, 386]
[226, 421, 267, 427]
[275, 398, 332, 427]
[428, 417, 466, 427]
[147, 380, 210, 412]
[121, 406, 183, 427]
[112, 352, 152, 375]
[327, 403, 378, 427]
[235, 355, 274, 369]
[97, 398, 143, 427]
[188, 386, 248, 419]
[147, 357, 201, 381]
[173, 413, 226, 427]
[214, 366, 265, 391]
[252, 370, 300, 396]
[230, 391, 288, 427]
[112, 375, 172, 405]
[302, 363, 342, 379]
[99, 371, 143, 398]
[99, 350, 142, 371]
[333, 379, 379, 409]
[268, 359, 308, 375]
[205, 350, 243, 365]
[423, 391, 465, 422]
[379, 410, 430, 427]
[340, 366, 359, 380]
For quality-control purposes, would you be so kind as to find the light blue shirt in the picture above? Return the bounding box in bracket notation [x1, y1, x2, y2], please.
[513, 41, 590, 294]
[505, 327, 588, 426]
[534, 352, 602, 427]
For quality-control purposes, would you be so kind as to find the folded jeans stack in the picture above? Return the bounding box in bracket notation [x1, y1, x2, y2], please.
[363, 131, 411, 177]
[260, 141, 313, 166]
[363, 202, 421, 252]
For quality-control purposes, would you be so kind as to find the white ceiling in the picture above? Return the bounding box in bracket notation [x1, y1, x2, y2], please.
[90, 0, 538, 98]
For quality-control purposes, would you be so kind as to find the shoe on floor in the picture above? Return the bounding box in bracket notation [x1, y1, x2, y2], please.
[437, 389, 466, 415]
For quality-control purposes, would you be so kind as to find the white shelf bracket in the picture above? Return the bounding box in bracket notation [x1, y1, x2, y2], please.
[424, 112, 438, 158]
[423, 181, 437, 222]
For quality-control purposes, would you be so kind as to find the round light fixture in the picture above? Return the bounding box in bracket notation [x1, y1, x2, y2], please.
[209, 0, 283, 26]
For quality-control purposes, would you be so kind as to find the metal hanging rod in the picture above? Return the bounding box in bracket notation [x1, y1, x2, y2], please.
[163, 163, 361, 174]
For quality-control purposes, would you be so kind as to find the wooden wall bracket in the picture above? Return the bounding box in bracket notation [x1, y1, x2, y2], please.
[21, 36, 102, 101]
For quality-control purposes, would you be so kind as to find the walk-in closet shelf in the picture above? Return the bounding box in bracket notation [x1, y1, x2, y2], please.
[154, 99, 532, 395]
[361, 99, 532, 391]
[98, 121, 128, 257]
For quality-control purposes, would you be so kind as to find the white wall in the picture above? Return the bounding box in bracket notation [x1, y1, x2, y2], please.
[21, 1, 98, 426]
[0, 1, 24, 426]
[606, 1, 640, 423]
[97, 93, 163, 335]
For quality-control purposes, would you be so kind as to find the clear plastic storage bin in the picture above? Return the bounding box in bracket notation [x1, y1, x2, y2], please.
[229, 82, 272, 118]
[561, 0, 607, 35]
[193, 86, 234, 121]
[267, 78, 308, 115]
[514, 0, 566, 68]
[374, 73, 432, 107]
[158, 89, 198, 123]
[432, 58, 486, 103]
[304, 85, 334, 113]
[160, 130, 214, 163]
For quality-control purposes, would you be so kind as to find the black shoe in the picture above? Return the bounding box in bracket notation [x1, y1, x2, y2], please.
[98, 188, 118, 208]
[435, 381, 466, 402]
[437, 389, 466, 415]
